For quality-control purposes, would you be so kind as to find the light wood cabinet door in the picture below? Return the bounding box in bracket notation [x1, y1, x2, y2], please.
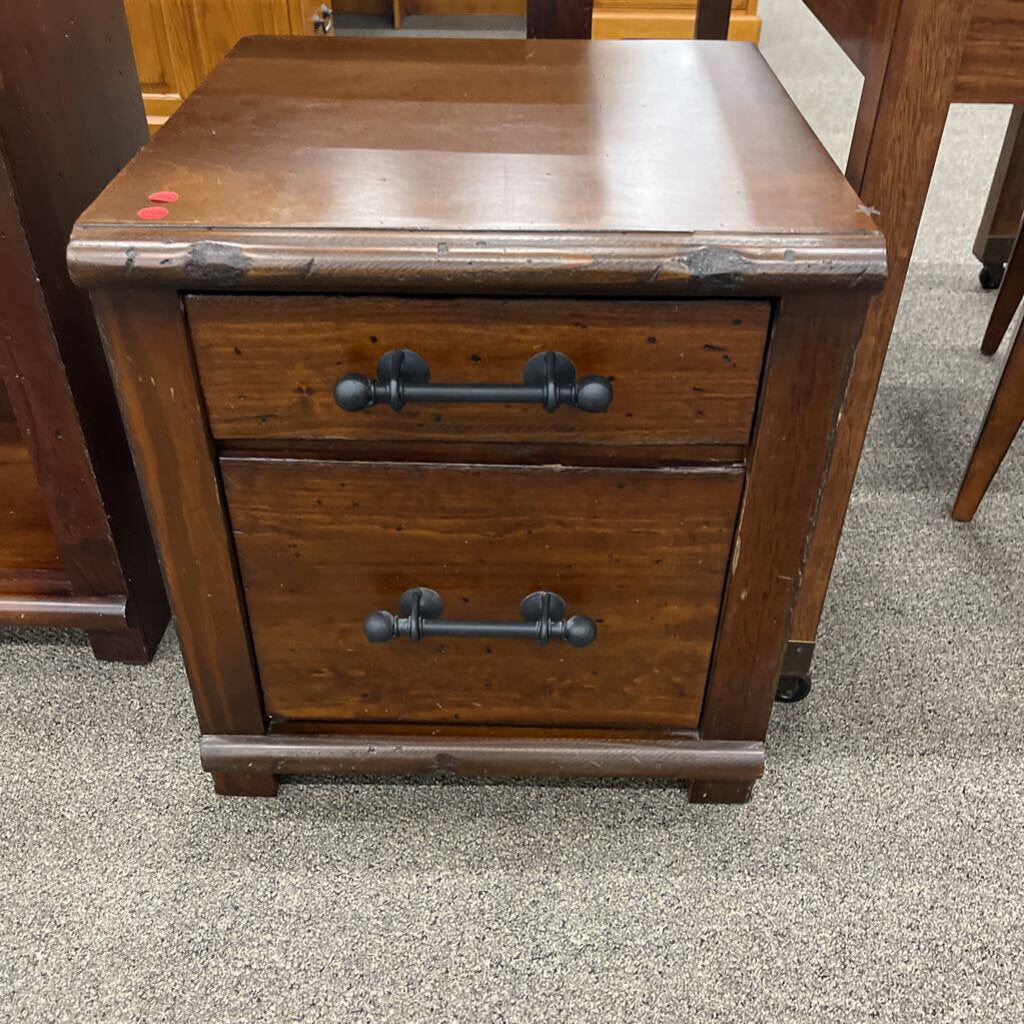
[124, 0, 320, 133]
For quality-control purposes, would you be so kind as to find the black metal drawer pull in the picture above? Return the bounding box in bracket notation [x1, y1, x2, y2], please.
[364, 587, 597, 648]
[335, 349, 613, 413]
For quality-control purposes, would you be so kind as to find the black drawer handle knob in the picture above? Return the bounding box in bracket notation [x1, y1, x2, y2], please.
[335, 349, 612, 414]
[364, 587, 597, 648]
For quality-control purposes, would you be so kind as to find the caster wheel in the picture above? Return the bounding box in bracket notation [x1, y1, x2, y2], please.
[979, 263, 1005, 290]
[775, 674, 811, 703]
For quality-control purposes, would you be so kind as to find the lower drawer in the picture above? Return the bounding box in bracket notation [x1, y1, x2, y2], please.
[222, 458, 743, 729]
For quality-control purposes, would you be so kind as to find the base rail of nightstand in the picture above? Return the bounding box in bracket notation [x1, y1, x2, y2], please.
[201, 733, 764, 783]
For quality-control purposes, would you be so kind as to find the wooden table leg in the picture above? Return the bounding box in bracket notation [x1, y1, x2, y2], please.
[974, 106, 1024, 289]
[695, 0, 732, 39]
[953, 315, 1024, 521]
[981, 219, 1024, 355]
[790, 0, 975, 653]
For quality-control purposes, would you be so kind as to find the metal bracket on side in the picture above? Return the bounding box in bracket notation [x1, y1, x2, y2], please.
[776, 640, 814, 703]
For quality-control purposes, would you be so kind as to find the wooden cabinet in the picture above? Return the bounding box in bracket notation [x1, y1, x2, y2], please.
[69, 38, 884, 802]
[123, 0, 328, 133]
[0, 1, 168, 661]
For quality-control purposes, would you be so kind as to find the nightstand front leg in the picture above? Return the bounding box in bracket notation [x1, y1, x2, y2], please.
[91, 289, 272, 796]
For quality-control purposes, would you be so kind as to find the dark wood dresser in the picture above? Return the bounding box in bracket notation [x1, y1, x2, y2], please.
[68, 37, 885, 802]
[0, 0, 168, 662]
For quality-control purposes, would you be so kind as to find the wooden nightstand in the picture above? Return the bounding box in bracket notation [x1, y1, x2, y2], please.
[69, 37, 885, 803]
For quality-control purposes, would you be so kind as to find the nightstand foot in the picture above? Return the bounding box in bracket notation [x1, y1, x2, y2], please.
[687, 779, 755, 804]
[212, 771, 279, 797]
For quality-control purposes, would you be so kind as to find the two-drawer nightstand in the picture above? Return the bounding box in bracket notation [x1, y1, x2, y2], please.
[69, 37, 885, 803]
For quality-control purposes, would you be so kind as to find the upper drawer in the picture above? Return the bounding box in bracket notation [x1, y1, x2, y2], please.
[187, 295, 770, 449]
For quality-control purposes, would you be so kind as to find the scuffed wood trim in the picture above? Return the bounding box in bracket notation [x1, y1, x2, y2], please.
[68, 227, 887, 295]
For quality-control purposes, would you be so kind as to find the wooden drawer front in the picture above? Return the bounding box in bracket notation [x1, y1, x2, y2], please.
[189, 296, 769, 449]
[222, 458, 743, 729]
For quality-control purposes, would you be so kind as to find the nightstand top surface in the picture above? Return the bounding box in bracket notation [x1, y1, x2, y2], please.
[70, 37, 885, 292]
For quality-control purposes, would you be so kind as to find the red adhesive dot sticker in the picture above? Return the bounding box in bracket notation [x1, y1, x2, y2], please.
[148, 191, 179, 203]
[137, 206, 169, 221]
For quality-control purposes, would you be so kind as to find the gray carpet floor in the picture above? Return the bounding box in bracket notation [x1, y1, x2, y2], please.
[3, 1, 1023, 1020]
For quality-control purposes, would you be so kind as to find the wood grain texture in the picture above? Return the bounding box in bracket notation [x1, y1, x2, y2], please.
[0, 423, 63, 575]
[222, 458, 743, 729]
[955, 0, 1024, 103]
[202, 732, 765, 781]
[591, 9, 761, 42]
[188, 295, 769, 448]
[90, 289, 265, 734]
[0, 2, 168, 662]
[701, 294, 867, 743]
[70, 38, 882, 280]
[953, 312, 1024, 521]
[973, 106, 1024, 271]
[792, 0, 971, 646]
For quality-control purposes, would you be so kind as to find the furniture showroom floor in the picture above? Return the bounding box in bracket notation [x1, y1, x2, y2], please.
[2, 1, 1022, 1020]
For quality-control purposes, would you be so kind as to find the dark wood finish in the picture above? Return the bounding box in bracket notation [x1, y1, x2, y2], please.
[69, 38, 882, 293]
[973, 107, 1024, 275]
[694, 0, 731, 39]
[73, 39, 883, 802]
[981, 219, 1024, 356]
[0, 595, 128, 631]
[90, 289, 265, 736]
[222, 458, 742, 728]
[954, 299, 1024, 521]
[0, 0, 168, 661]
[700, 295, 867, 747]
[188, 296, 769, 449]
[202, 732, 765, 780]
[0, 422, 64, 576]
[791, 0, 974, 651]
[527, 0, 594, 37]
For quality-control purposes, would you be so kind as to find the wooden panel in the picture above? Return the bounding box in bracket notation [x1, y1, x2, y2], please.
[222, 458, 743, 729]
[0, 423, 62, 574]
[160, 1, 294, 99]
[701, 294, 867, 748]
[407, 0, 523, 13]
[202, 732, 765, 780]
[91, 288, 265, 734]
[592, 9, 759, 40]
[956, 0, 1024, 103]
[76, 38, 881, 241]
[800, 0, 878, 74]
[123, 0, 176, 92]
[188, 296, 769, 449]
[126, 0, 306, 130]
[0, 2, 168, 661]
